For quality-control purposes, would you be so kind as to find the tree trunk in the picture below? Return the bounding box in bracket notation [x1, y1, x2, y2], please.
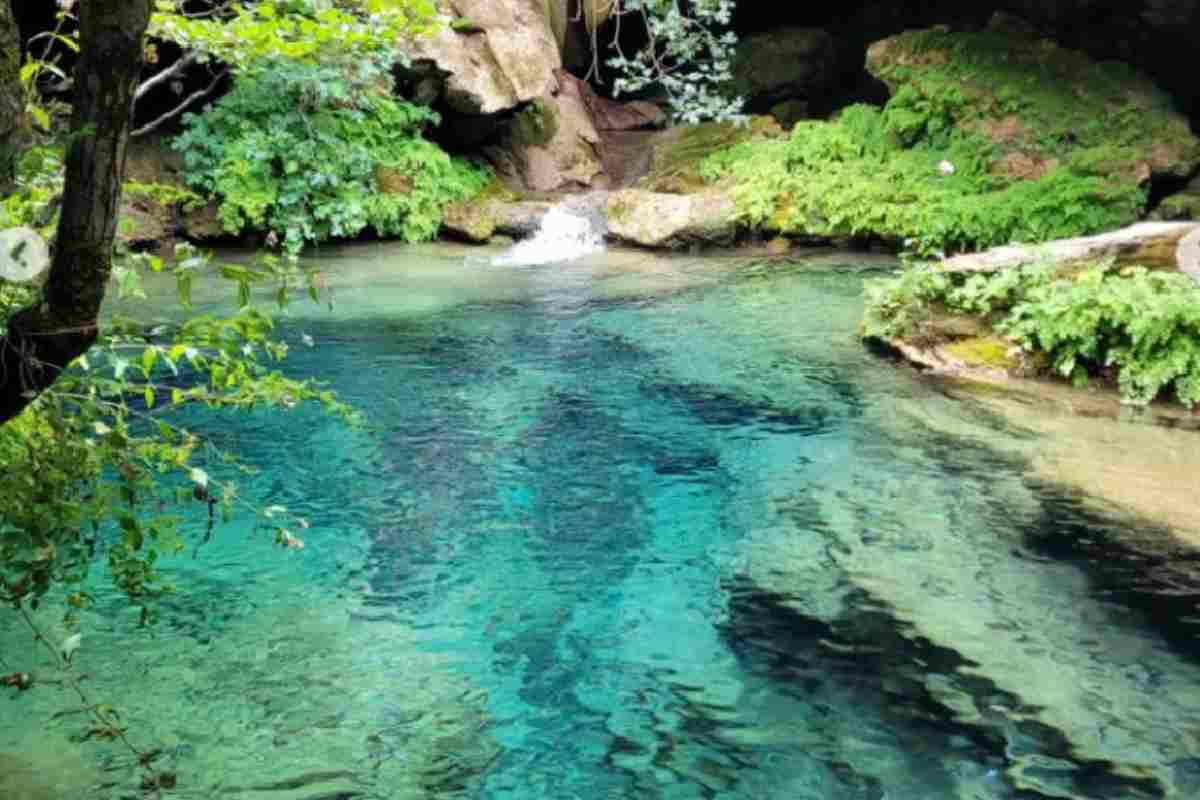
[0, 1, 151, 426]
[0, 0, 22, 194]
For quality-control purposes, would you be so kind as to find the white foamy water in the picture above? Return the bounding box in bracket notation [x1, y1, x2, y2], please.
[489, 204, 606, 268]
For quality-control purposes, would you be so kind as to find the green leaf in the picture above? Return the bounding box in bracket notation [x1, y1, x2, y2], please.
[142, 347, 159, 376]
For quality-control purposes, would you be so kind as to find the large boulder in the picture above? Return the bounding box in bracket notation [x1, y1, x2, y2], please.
[710, 17, 1200, 253]
[865, 16, 1200, 185]
[732, 28, 840, 121]
[398, 0, 562, 116]
[487, 71, 607, 193]
[604, 190, 740, 248]
[441, 199, 554, 242]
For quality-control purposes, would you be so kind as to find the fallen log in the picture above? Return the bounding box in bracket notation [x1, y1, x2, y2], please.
[940, 221, 1200, 274]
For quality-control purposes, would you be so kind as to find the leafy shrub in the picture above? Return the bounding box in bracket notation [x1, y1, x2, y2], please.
[695, 21, 1200, 256]
[700, 104, 1144, 257]
[173, 57, 489, 252]
[863, 262, 1200, 406]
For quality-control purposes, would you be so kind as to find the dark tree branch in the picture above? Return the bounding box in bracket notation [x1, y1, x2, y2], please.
[135, 51, 198, 101]
[131, 67, 226, 139]
[0, 0, 152, 426]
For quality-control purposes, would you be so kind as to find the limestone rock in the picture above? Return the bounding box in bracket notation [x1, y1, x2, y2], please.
[865, 17, 1200, 186]
[604, 190, 740, 248]
[399, 0, 561, 116]
[489, 71, 606, 193]
[493, 201, 553, 236]
[442, 198, 555, 241]
[118, 202, 173, 251]
[179, 201, 225, 241]
[442, 199, 497, 243]
[584, 91, 668, 132]
[732, 28, 840, 119]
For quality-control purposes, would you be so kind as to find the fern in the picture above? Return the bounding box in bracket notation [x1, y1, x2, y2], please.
[864, 262, 1200, 407]
[172, 57, 489, 253]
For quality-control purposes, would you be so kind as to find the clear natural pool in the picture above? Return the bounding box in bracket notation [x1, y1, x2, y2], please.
[2, 245, 1199, 800]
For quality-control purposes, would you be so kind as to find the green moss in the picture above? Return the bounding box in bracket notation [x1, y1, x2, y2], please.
[1151, 192, 1200, 221]
[867, 27, 1199, 176]
[510, 99, 559, 149]
[864, 262, 1200, 406]
[943, 336, 1020, 370]
[640, 116, 784, 193]
[699, 24, 1200, 255]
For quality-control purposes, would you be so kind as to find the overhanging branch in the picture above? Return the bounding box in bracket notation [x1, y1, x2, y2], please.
[131, 67, 227, 138]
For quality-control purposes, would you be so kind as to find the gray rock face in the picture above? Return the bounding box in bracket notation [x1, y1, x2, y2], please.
[399, 0, 562, 116]
[604, 190, 740, 248]
[732, 28, 840, 118]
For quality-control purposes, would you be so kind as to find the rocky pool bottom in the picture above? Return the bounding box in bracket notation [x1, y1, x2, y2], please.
[1, 246, 1198, 800]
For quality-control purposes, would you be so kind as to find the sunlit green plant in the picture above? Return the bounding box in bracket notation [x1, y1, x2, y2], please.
[863, 262, 1200, 406]
[172, 56, 489, 253]
[700, 104, 1144, 257]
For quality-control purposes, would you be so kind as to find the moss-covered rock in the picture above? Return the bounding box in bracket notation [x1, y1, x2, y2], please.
[700, 17, 1200, 256]
[510, 99, 560, 149]
[637, 116, 785, 194]
[441, 201, 496, 243]
[865, 20, 1200, 184]
[117, 138, 214, 252]
[942, 336, 1022, 371]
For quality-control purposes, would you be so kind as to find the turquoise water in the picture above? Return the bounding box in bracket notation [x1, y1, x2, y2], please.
[3, 246, 1200, 799]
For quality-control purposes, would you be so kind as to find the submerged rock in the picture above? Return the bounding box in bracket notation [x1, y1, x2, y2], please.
[0, 750, 97, 800]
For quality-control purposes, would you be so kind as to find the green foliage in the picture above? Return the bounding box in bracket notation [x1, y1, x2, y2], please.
[868, 26, 1198, 165]
[697, 23, 1200, 255]
[0, 145, 64, 234]
[172, 58, 489, 252]
[701, 104, 1145, 257]
[606, 0, 744, 123]
[2, 244, 356, 621]
[510, 100, 559, 149]
[881, 84, 966, 148]
[123, 179, 205, 213]
[149, 0, 439, 69]
[863, 262, 1200, 407]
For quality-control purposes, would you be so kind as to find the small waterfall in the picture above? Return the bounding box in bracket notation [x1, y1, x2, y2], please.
[488, 194, 607, 268]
